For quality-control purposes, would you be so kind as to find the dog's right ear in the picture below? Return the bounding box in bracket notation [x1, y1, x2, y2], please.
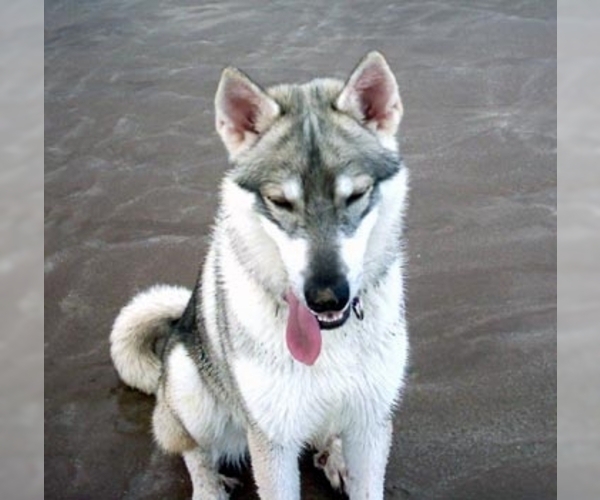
[215, 67, 280, 158]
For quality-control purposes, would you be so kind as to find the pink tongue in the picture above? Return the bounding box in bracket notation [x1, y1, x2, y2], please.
[285, 291, 322, 365]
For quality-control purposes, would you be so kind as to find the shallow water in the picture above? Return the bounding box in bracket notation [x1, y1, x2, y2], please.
[45, 1, 556, 498]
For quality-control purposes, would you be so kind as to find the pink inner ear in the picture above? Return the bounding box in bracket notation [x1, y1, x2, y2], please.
[354, 66, 395, 125]
[223, 86, 260, 134]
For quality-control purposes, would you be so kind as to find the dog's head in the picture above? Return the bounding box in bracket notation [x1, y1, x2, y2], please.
[215, 52, 408, 363]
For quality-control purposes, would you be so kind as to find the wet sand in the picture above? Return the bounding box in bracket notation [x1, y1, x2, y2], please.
[45, 1, 556, 498]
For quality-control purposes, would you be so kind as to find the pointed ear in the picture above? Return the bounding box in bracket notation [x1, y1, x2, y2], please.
[215, 67, 281, 157]
[336, 51, 403, 137]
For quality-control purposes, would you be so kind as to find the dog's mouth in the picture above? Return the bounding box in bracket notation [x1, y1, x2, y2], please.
[313, 303, 352, 330]
[284, 292, 363, 366]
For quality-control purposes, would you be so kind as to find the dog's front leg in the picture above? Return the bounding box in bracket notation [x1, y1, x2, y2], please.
[247, 428, 301, 500]
[342, 419, 393, 500]
[183, 448, 229, 500]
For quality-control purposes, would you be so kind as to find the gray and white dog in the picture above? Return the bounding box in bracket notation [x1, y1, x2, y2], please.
[110, 51, 409, 500]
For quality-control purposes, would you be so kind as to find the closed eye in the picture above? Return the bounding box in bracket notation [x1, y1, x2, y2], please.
[346, 188, 369, 206]
[266, 196, 294, 212]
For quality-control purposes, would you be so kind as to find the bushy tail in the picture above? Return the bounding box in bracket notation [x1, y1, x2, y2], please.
[110, 284, 191, 395]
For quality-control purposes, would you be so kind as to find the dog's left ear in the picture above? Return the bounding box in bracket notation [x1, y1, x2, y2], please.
[336, 51, 403, 138]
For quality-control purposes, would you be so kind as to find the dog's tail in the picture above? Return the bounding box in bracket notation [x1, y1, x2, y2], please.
[110, 284, 191, 395]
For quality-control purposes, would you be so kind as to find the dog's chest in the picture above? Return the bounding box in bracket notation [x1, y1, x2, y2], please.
[232, 320, 407, 445]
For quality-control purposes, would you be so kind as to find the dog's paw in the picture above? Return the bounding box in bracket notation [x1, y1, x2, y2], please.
[313, 436, 348, 492]
[191, 476, 237, 500]
[192, 487, 229, 500]
[219, 474, 242, 492]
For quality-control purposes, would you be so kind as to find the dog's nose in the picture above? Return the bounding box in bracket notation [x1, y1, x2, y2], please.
[304, 276, 350, 313]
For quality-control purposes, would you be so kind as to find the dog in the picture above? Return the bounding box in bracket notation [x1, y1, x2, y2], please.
[110, 51, 409, 500]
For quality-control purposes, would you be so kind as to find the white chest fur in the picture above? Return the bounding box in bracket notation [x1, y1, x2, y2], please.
[231, 264, 408, 447]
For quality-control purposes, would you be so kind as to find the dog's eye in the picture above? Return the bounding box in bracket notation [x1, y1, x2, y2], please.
[346, 189, 368, 206]
[267, 196, 294, 212]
